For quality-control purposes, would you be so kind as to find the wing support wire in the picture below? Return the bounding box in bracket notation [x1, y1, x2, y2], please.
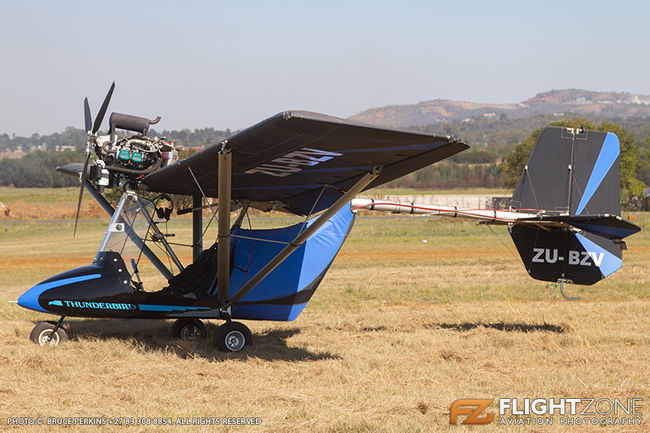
[224, 169, 380, 308]
[135, 196, 185, 272]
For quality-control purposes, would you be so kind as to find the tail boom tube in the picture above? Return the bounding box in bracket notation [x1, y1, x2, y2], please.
[350, 198, 538, 223]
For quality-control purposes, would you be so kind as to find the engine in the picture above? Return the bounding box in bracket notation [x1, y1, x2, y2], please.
[87, 112, 177, 190]
[96, 134, 177, 172]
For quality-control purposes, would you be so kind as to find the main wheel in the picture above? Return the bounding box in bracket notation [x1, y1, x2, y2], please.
[171, 318, 207, 341]
[215, 321, 252, 352]
[29, 321, 69, 346]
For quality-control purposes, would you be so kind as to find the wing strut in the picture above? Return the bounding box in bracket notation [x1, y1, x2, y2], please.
[192, 195, 203, 261]
[217, 148, 232, 307]
[224, 169, 380, 308]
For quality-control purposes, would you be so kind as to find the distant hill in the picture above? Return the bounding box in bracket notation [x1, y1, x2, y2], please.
[349, 89, 650, 127]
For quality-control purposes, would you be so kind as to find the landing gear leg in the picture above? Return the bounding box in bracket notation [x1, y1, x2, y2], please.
[171, 318, 207, 341]
[215, 321, 252, 352]
[30, 317, 69, 346]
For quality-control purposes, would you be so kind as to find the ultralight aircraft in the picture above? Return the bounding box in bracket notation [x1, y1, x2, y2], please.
[17, 84, 641, 350]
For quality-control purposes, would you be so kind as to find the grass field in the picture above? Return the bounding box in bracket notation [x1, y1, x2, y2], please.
[0, 192, 648, 432]
[0, 187, 107, 220]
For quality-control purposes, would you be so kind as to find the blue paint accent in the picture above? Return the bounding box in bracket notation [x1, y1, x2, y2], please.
[229, 203, 354, 321]
[137, 304, 211, 312]
[575, 233, 622, 277]
[48, 300, 63, 307]
[232, 303, 308, 322]
[576, 133, 620, 215]
[18, 274, 102, 314]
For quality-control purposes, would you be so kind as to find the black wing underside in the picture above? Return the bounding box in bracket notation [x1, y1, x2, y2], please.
[142, 111, 467, 215]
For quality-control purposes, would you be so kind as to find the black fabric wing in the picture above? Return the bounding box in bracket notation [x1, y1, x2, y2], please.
[142, 111, 467, 215]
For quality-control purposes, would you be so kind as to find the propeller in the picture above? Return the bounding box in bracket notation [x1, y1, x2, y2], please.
[84, 98, 92, 132]
[92, 82, 115, 134]
[73, 82, 115, 237]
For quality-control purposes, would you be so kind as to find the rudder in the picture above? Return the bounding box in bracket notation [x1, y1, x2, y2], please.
[509, 224, 623, 285]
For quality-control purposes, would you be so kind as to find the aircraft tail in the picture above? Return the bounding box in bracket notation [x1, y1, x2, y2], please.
[508, 127, 640, 285]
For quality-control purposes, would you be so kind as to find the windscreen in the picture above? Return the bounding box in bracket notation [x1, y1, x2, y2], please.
[96, 193, 156, 276]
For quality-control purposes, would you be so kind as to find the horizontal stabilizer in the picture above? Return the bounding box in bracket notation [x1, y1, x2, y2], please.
[516, 214, 641, 240]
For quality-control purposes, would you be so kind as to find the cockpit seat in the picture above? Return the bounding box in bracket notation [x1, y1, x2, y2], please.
[159, 242, 218, 298]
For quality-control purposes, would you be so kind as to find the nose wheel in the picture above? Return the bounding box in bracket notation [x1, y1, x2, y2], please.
[171, 318, 207, 341]
[215, 321, 252, 352]
[30, 320, 69, 346]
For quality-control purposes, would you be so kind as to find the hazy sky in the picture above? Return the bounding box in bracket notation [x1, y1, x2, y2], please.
[1, 1, 648, 135]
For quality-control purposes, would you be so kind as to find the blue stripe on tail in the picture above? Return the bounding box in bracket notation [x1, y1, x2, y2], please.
[575, 233, 622, 277]
[576, 133, 619, 215]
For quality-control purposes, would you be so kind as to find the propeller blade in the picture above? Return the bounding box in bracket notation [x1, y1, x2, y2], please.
[73, 152, 91, 237]
[84, 97, 92, 132]
[92, 81, 115, 134]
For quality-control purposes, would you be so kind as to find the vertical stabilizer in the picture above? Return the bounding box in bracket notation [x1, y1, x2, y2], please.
[511, 127, 620, 216]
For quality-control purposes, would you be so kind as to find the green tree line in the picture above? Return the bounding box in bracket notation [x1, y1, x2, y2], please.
[498, 118, 647, 205]
[0, 127, 231, 153]
[0, 150, 85, 187]
[386, 162, 500, 189]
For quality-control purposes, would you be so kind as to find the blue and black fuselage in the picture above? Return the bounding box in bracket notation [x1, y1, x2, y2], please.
[18, 195, 356, 322]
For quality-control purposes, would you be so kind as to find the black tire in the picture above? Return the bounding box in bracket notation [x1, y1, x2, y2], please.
[215, 321, 252, 352]
[171, 318, 207, 341]
[29, 321, 69, 346]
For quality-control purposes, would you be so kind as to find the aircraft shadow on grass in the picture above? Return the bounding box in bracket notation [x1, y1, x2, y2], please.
[429, 322, 566, 333]
[65, 320, 340, 362]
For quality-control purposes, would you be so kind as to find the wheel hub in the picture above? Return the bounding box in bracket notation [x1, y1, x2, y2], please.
[225, 330, 245, 351]
[180, 325, 199, 340]
[38, 330, 59, 346]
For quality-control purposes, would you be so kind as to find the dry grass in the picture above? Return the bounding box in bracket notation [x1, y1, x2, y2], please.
[0, 199, 648, 432]
[0, 187, 106, 220]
